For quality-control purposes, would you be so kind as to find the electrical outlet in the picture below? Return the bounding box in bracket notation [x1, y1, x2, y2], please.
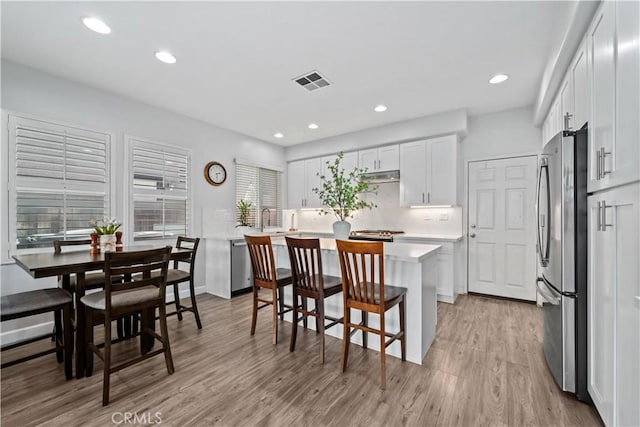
[439, 214, 449, 221]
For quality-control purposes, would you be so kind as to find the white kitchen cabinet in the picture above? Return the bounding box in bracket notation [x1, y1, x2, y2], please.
[588, 184, 640, 427]
[287, 157, 322, 208]
[358, 144, 399, 173]
[321, 151, 358, 178]
[400, 135, 458, 207]
[587, 1, 616, 192]
[559, 76, 573, 131]
[571, 40, 589, 130]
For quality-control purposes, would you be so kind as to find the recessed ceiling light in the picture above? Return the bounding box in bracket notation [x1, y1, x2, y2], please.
[155, 51, 177, 64]
[308, 123, 319, 130]
[82, 17, 111, 34]
[489, 74, 509, 84]
[274, 132, 284, 138]
[374, 105, 387, 112]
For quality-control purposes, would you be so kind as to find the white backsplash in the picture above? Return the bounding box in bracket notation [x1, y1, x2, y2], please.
[285, 182, 462, 235]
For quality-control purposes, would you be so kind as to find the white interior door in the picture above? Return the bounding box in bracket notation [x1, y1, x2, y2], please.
[468, 156, 538, 301]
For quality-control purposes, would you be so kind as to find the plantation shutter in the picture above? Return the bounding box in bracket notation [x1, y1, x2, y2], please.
[130, 140, 190, 241]
[10, 115, 110, 249]
[235, 162, 281, 228]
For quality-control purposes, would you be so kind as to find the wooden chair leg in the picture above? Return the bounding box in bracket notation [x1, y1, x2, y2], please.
[290, 291, 298, 352]
[277, 287, 285, 321]
[62, 303, 73, 380]
[362, 312, 368, 349]
[341, 308, 350, 373]
[250, 287, 258, 336]
[399, 297, 406, 361]
[318, 301, 325, 364]
[188, 279, 202, 329]
[173, 284, 183, 321]
[54, 309, 63, 363]
[116, 318, 125, 339]
[301, 297, 308, 329]
[380, 313, 386, 390]
[86, 308, 95, 377]
[158, 303, 174, 375]
[102, 314, 112, 406]
[271, 287, 279, 345]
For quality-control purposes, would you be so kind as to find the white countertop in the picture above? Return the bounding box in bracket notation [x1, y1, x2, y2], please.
[270, 237, 440, 263]
[203, 230, 462, 243]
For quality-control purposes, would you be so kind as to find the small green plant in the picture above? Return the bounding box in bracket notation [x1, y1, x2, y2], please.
[90, 217, 121, 235]
[236, 199, 253, 227]
[313, 152, 378, 222]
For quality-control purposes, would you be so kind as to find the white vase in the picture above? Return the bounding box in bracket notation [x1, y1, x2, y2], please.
[99, 234, 116, 252]
[333, 221, 351, 240]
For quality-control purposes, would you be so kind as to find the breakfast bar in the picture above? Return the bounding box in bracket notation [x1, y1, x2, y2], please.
[270, 237, 440, 365]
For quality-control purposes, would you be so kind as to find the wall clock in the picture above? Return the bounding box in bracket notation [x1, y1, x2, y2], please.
[204, 161, 227, 186]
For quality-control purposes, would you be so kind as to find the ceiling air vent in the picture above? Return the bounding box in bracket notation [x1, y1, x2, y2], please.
[293, 70, 331, 92]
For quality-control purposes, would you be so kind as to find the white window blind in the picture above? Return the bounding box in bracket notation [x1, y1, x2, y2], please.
[9, 115, 111, 250]
[130, 140, 190, 241]
[236, 163, 281, 228]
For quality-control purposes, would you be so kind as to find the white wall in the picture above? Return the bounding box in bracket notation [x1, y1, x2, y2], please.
[460, 105, 542, 293]
[0, 60, 285, 341]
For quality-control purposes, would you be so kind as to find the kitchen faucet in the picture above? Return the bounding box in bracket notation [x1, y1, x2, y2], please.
[261, 208, 271, 232]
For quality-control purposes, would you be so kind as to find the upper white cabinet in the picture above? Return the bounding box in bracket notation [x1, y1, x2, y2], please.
[400, 135, 459, 207]
[572, 42, 589, 130]
[559, 76, 574, 131]
[321, 151, 358, 178]
[287, 158, 322, 209]
[358, 144, 399, 173]
[588, 184, 640, 427]
[587, 0, 639, 192]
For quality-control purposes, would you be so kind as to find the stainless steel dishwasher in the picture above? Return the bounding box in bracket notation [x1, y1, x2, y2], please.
[231, 239, 253, 296]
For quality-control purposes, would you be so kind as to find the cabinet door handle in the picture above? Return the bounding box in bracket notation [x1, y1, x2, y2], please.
[564, 112, 573, 130]
[422, 193, 425, 203]
[428, 192, 431, 203]
[602, 201, 613, 230]
[596, 149, 602, 180]
[596, 201, 602, 231]
[600, 147, 611, 177]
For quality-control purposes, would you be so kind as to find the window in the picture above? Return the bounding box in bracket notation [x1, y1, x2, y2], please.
[128, 137, 190, 241]
[8, 115, 111, 250]
[235, 161, 282, 229]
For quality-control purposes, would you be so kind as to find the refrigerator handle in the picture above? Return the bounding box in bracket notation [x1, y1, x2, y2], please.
[536, 159, 551, 267]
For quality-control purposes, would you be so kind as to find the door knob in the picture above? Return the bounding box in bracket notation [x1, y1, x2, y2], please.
[470, 233, 476, 238]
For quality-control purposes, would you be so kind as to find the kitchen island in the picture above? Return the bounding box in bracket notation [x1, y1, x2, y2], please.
[270, 237, 440, 365]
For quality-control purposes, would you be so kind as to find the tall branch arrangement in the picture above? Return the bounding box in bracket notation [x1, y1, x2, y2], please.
[313, 152, 378, 222]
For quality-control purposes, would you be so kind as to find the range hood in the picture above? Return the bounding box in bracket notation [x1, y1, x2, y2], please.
[361, 170, 400, 183]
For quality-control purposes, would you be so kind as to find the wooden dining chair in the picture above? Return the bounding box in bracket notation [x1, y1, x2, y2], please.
[1, 288, 73, 380]
[335, 240, 407, 390]
[54, 239, 132, 337]
[163, 237, 202, 329]
[285, 236, 343, 363]
[81, 246, 174, 406]
[245, 235, 293, 345]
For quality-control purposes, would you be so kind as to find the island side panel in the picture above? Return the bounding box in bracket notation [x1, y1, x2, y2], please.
[421, 253, 438, 356]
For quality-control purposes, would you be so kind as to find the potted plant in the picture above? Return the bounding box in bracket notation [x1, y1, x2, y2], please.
[90, 217, 122, 252]
[236, 199, 253, 233]
[313, 152, 378, 239]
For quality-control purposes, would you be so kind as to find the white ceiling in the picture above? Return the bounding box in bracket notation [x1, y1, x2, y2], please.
[1, 1, 570, 146]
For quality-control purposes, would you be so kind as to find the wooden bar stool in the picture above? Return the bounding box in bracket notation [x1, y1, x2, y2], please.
[164, 237, 202, 329]
[82, 247, 174, 406]
[1, 288, 73, 380]
[245, 235, 293, 345]
[285, 236, 343, 363]
[336, 240, 407, 390]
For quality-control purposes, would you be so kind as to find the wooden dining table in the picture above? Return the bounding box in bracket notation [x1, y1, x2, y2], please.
[12, 245, 190, 379]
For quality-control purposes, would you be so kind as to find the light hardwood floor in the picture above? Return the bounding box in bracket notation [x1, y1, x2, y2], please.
[1, 293, 602, 426]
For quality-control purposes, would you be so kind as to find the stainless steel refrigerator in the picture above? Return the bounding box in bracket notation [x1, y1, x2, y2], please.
[536, 126, 590, 403]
